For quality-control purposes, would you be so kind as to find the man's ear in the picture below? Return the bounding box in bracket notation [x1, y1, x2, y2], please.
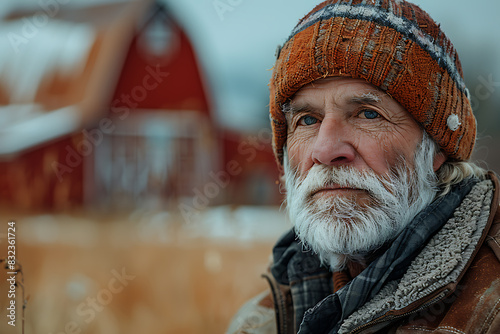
[433, 152, 446, 172]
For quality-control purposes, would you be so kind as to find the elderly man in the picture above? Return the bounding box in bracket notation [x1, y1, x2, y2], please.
[228, 0, 500, 333]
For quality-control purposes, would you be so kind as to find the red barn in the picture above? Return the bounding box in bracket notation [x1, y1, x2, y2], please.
[0, 0, 280, 212]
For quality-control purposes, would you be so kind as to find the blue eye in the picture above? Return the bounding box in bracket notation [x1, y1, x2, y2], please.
[299, 115, 318, 126]
[360, 110, 380, 119]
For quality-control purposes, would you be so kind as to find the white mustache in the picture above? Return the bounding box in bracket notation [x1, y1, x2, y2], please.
[296, 164, 397, 202]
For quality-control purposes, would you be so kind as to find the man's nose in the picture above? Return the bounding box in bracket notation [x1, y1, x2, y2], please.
[311, 118, 356, 166]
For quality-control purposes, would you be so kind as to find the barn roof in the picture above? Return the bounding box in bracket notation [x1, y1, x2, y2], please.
[0, 0, 154, 156]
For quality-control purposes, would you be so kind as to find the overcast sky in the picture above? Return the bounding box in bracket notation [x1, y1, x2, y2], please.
[165, 0, 500, 133]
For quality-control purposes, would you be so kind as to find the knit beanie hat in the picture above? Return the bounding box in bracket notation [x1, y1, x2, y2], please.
[270, 0, 475, 165]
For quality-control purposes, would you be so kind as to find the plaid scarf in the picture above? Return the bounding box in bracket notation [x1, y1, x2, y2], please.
[271, 178, 477, 333]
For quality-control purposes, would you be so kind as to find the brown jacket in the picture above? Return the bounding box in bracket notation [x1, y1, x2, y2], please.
[228, 174, 500, 334]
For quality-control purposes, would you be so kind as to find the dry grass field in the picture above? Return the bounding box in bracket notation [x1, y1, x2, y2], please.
[0, 207, 289, 334]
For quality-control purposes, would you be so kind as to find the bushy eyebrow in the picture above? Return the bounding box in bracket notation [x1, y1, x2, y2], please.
[350, 91, 382, 104]
[282, 102, 316, 115]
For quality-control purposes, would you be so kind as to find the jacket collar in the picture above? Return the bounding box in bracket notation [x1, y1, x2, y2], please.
[339, 177, 495, 333]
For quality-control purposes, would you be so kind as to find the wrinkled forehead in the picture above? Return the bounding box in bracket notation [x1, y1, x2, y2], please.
[285, 76, 404, 112]
[291, 77, 389, 101]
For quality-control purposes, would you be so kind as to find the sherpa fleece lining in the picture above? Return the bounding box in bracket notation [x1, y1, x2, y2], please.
[338, 179, 494, 333]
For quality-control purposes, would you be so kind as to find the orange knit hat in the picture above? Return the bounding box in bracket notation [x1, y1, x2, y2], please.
[270, 0, 475, 165]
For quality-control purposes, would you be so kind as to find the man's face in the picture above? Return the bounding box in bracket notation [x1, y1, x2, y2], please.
[286, 76, 424, 195]
[284, 77, 442, 269]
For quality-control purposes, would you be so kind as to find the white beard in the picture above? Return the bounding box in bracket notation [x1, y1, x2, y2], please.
[284, 134, 439, 271]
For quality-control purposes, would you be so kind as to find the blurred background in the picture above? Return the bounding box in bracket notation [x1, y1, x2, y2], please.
[0, 0, 498, 333]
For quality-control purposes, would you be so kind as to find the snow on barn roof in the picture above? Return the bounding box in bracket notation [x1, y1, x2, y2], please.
[0, 0, 152, 156]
